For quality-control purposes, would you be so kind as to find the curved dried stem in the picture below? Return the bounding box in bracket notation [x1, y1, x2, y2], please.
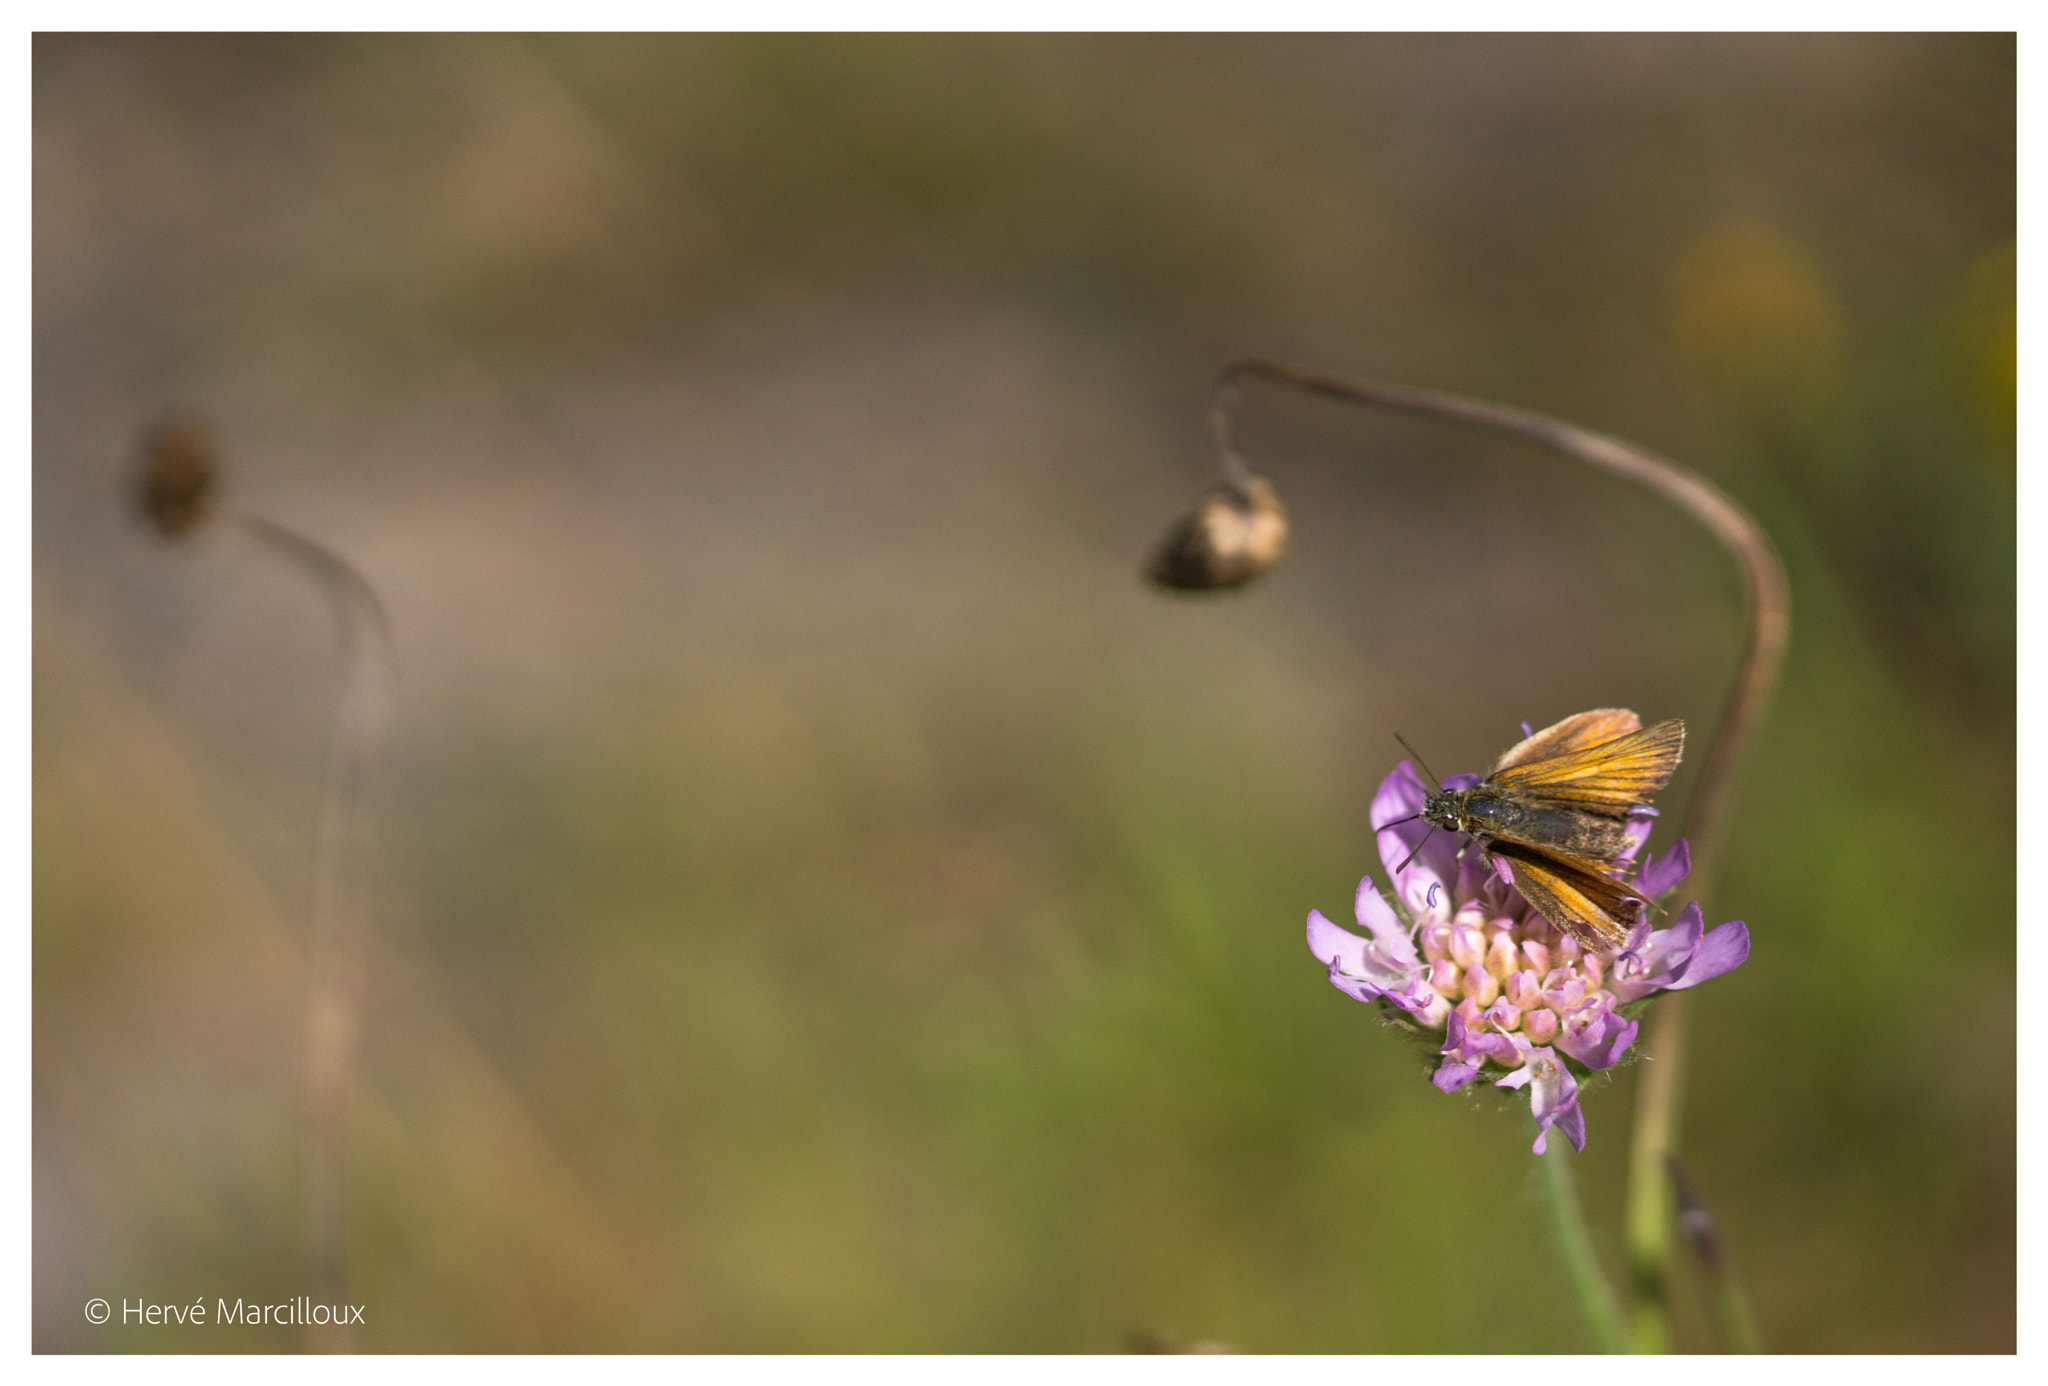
[1208, 358, 1788, 1351]
[224, 507, 392, 1353]
[1212, 358, 1788, 866]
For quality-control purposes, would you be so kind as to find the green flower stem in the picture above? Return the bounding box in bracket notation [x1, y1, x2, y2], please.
[1714, 1264, 1765, 1353]
[1542, 1141, 1627, 1354]
[1624, 995, 1687, 1352]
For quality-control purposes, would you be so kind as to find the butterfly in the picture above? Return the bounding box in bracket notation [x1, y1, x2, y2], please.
[1403, 709, 1685, 950]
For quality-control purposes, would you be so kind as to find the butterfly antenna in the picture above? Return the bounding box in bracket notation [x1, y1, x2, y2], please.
[1393, 733, 1443, 793]
[1394, 824, 1438, 874]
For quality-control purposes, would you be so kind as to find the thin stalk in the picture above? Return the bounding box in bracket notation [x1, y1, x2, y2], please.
[1715, 1262, 1764, 1353]
[1623, 994, 1686, 1352]
[1210, 359, 1789, 1352]
[1542, 1142, 1628, 1353]
[226, 508, 391, 1354]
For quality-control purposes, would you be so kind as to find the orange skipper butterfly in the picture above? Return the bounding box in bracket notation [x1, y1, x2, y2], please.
[1400, 709, 1685, 950]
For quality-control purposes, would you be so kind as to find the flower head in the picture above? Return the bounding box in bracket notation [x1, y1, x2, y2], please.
[1146, 477, 1288, 591]
[1307, 748, 1749, 1153]
[137, 412, 219, 539]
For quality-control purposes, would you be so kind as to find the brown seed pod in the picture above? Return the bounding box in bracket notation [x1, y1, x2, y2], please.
[137, 412, 219, 538]
[1145, 475, 1288, 591]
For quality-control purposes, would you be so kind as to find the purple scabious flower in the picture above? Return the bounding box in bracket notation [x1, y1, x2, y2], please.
[1307, 753, 1750, 1154]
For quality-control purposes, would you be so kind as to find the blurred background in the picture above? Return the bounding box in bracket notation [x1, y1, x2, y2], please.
[34, 34, 2013, 1352]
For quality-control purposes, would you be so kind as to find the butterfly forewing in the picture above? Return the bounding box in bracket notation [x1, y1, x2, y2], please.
[1490, 708, 1642, 773]
[1490, 840, 1645, 950]
[1484, 719, 1684, 814]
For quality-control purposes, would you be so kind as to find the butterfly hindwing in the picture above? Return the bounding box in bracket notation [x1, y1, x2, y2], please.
[1484, 719, 1684, 814]
[1491, 840, 1645, 951]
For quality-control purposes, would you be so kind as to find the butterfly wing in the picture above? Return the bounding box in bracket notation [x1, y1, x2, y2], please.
[1491, 841, 1646, 950]
[1492, 708, 1642, 772]
[1485, 719, 1684, 815]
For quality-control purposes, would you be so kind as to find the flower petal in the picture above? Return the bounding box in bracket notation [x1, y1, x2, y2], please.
[1373, 764, 1459, 919]
[1497, 1041, 1585, 1154]
[1620, 812, 1656, 862]
[1540, 972, 1587, 1012]
[1311, 884, 1427, 995]
[1307, 908, 1371, 976]
[1663, 920, 1750, 990]
[1370, 761, 1427, 837]
[1405, 990, 1452, 1029]
[1380, 978, 1440, 1018]
[1549, 1100, 1587, 1154]
[1439, 1006, 1512, 1069]
[1557, 1010, 1639, 1070]
[1636, 838, 1693, 901]
[1608, 903, 1752, 1003]
[1370, 763, 1428, 877]
[1325, 964, 1388, 1006]
[1457, 850, 1500, 910]
[1636, 902, 1705, 975]
[1432, 1058, 1483, 1092]
[1354, 876, 1416, 965]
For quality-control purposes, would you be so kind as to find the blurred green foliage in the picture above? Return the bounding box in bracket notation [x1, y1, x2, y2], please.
[35, 34, 2011, 1351]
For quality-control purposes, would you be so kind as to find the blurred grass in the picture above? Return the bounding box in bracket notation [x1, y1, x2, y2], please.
[34, 33, 2012, 1351]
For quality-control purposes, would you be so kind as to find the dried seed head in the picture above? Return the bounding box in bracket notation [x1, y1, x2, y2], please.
[1145, 476, 1288, 591]
[137, 412, 219, 538]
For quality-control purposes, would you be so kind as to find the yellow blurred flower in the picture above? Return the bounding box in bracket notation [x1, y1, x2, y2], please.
[1668, 221, 1844, 414]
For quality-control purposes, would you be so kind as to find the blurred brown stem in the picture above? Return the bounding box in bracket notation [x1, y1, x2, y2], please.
[227, 508, 391, 1354]
[1211, 358, 1788, 1352]
[1668, 1154, 1764, 1353]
